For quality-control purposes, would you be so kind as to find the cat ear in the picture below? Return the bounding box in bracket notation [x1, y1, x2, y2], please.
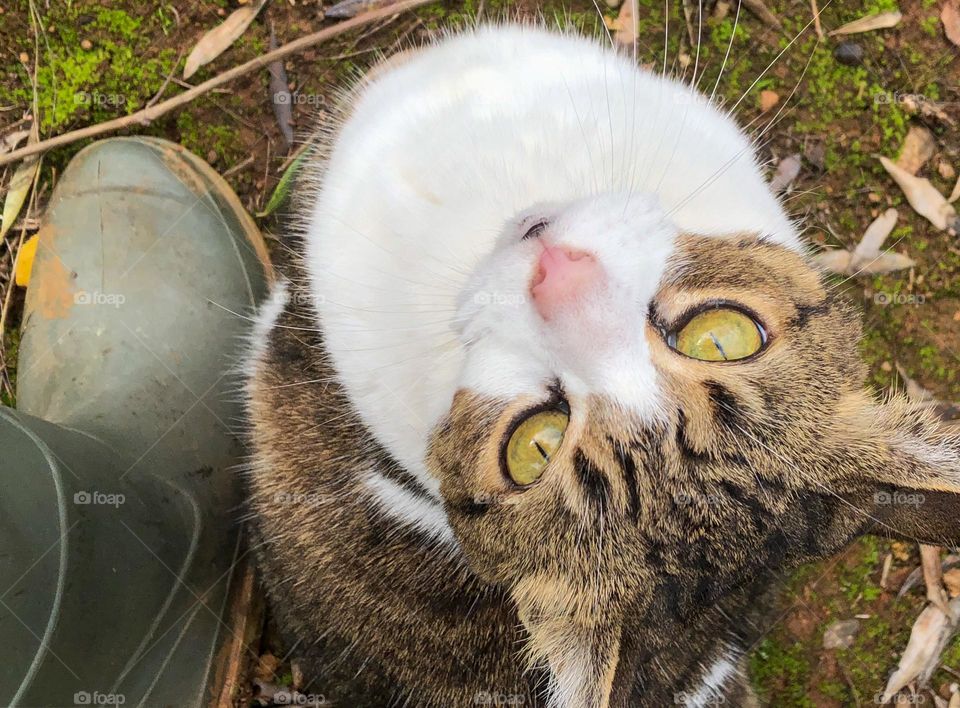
[829, 391, 960, 547]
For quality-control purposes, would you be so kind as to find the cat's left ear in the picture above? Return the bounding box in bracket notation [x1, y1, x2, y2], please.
[828, 391, 960, 546]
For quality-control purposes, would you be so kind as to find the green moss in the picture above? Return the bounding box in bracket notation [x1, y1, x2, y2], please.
[2, 5, 179, 131]
[749, 638, 815, 707]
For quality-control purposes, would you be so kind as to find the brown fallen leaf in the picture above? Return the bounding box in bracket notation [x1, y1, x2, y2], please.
[184, 0, 268, 80]
[1, 128, 30, 155]
[760, 89, 780, 112]
[945, 569, 960, 598]
[880, 156, 958, 231]
[922, 544, 953, 617]
[815, 208, 915, 275]
[897, 125, 936, 175]
[612, 0, 636, 48]
[326, 0, 397, 19]
[882, 597, 960, 702]
[267, 25, 293, 152]
[850, 207, 898, 270]
[943, 0, 960, 48]
[950, 175, 960, 204]
[769, 154, 801, 193]
[829, 10, 902, 36]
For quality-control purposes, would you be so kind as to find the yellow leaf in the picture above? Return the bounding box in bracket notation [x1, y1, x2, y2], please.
[0, 153, 40, 241]
[14, 233, 38, 287]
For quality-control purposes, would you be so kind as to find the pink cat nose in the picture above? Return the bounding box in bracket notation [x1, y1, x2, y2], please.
[530, 245, 601, 320]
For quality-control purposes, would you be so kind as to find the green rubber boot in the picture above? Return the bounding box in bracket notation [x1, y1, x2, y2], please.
[0, 137, 271, 708]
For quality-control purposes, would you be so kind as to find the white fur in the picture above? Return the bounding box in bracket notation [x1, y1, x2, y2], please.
[301, 26, 801, 502]
[683, 650, 738, 707]
[244, 280, 288, 386]
[363, 470, 455, 544]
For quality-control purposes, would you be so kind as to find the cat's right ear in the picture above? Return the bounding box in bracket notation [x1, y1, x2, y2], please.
[828, 390, 960, 547]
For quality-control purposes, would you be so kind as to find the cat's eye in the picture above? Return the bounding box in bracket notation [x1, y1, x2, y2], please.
[670, 307, 765, 362]
[504, 409, 569, 485]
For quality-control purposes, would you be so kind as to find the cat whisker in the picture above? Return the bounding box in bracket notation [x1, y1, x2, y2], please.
[709, 0, 743, 104]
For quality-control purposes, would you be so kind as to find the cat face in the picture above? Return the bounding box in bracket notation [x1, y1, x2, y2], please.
[428, 193, 960, 706]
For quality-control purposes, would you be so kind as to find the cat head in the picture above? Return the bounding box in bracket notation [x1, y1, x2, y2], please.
[427, 192, 960, 706]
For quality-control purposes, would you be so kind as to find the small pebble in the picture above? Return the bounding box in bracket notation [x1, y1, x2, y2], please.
[823, 619, 860, 650]
[80, 39, 93, 50]
[868, 192, 882, 203]
[939, 161, 957, 180]
[834, 41, 864, 67]
[206, 150, 219, 165]
[18, 51, 29, 63]
[881, 361, 893, 372]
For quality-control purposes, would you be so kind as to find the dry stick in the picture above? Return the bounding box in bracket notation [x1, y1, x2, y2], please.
[741, 0, 783, 30]
[0, 0, 434, 168]
[809, 0, 824, 39]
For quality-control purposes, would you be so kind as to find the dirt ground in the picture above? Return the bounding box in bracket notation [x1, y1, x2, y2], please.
[0, 0, 958, 705]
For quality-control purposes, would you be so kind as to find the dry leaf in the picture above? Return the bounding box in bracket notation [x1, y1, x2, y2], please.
[770, 154, 801, 193]
[812, 249, 851, 273]
[183, 0, 268, 79]
[943, 0, 960, 48]
[944, 569, 960, 598]
[897, 125, 936, 175]
[1, 129, 29, 155]
[880, 156, 957, 231]
[760, 89, 780, 112]
[326, 0, 397, 19]
[267, 26, 293, 151]
[815, 208, 914, 275]
[950, 175, 960, 204]
[612, 0, 636, 48]
[850, 208, 898, 270]
[882, 597, 960, 702]
[829, 10, 902, 36]
[13, 232, 38, 286]
[0, 127, 40, 241]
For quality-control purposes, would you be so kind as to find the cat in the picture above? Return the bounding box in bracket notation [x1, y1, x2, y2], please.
[243, 24, 960, 707]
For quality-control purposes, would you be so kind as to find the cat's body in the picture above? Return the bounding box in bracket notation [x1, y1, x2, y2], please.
[245, 25, 960, 708]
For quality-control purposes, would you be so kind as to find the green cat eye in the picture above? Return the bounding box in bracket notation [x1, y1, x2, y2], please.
[504, 409, 569, 485]
[671, 307, 764, 362]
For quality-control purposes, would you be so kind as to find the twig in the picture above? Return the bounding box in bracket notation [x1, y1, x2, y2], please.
[809, 0, 824, 39]
[0, 0, 435, 168]
[145, 49, 185, 109]
[222, 154, 255, 178]
[741, 0, 783, 30]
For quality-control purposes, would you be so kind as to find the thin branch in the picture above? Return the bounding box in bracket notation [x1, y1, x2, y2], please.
[0, 0, 435, 168]
[810, 0, 824, 39]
